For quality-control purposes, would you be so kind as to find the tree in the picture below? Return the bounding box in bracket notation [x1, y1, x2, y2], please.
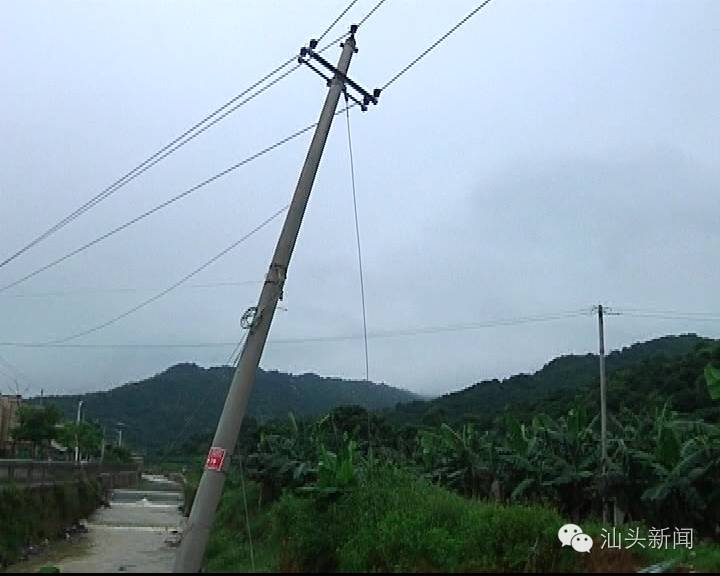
[103, 444, 133, 464]
[705, 363, 720, 400]
[12, 405, 62, 458]
[57, 421, 103, 460]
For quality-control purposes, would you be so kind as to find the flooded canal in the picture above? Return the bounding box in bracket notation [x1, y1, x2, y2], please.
[7, 476, 185, 573]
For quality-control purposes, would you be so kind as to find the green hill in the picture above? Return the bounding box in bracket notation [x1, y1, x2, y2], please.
[39, 364, 416, 453]
[389, 334, 713, 426]
[37, 334, 716, 455]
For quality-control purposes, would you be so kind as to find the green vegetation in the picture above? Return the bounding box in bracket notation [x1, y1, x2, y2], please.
[389, 334, 710, 426]
[0, 479, 100, 567]
[202, 467, 578, 573]
[273, 469, 574, 572]
[11, 405, 63, 458]
[17, 335, 716, 571]
[197, 406, 720, 571]
[56, 421, 103, 459]
[102, 444, 133, 464]
[11, 405, 118, 462]
[32, 335, 713, 460]
[36, 364, 416, 454]
[184, 337, 720, 572]
[707, 362, 720, 400]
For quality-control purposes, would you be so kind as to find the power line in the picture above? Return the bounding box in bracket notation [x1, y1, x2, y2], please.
[144, 1, 371, 457]
[381, 0, 496, 90]
[317, 0, 361, 44]
[0, 125, 313, 293]
[37, 206, 289, 346]
[0, 31, 365, 292]
[343, 97, 370, 381]
[614, 311, 720, 322]
[318, 0, 390, 43]
[3, 280, 262, 299]
[0, 105, 355, 294]
[0, 20, 357, 272]
[6, 306, 720, 351]
[0, 63, 299, 272]
[613, 307, 720, 319]
[160, 325, 251, 458]
[226, 330, 249, 367]
[0, 309, 592, 349]
[358, 0, 390, 28]
[0, 0, 385, 268]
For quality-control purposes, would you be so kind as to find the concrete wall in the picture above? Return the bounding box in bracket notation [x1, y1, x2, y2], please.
[0, 460, 140, 489]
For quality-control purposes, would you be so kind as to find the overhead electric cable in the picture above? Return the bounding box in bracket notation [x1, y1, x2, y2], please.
[0, 65, 297, 271]
[357, 0, 390, 28]
[381, 0, 496, 90]
[0, 309, 592, 349]
[613, 307, 720, 318]
[0, 105, 355, 294]
[615, 311, 720, 322]
[38, 206, 289, 346]
[0, 127, 312, 293]
[3, 280, 262, 299]
[317, 0, 361, 44]
[343, 98, 370, 381]
[0, 28, 354, 271]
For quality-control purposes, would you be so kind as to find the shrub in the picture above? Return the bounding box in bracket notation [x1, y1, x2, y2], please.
[271, 467, 579, 573]
[0, 479, 100, 567]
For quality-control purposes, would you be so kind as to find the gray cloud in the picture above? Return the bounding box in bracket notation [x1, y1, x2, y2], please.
[1, 1, 718, 397]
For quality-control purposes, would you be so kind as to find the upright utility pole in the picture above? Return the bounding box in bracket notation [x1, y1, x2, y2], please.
[74, 400, 83, 463]
[597, 304, 608, 523]
[173, 29, 374, 573]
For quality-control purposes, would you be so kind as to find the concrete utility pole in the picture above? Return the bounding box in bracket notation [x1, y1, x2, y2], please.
[74, 400, 83, 463]
[597, 304, 608, 523]
[173, 30, 364, 573]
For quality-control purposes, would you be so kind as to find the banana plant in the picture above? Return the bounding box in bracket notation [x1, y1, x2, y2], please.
[244, 414, 315, 504]
[705, 363, 720, 400]
[300, 433, 362, 500]
[418, 423, 492, 498]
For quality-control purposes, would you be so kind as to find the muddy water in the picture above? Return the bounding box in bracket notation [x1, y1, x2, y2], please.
[7, 477, 185, 573]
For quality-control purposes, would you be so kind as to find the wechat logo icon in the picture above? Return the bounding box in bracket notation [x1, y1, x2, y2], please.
[558, 523, 593, 553]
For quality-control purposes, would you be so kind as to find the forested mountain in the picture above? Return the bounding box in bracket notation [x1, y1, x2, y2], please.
[38, 364, 416, 453]
[388, 334, 714, 426]
[37, 334, 716, 454]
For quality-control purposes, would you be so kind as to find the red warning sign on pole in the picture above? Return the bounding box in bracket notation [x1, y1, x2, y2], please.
[205, 447, 226, 471]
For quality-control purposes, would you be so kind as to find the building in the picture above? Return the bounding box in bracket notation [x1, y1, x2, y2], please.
[0, 394, 22, 456]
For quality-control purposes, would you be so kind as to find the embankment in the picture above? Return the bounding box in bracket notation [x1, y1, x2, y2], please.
[0, 479, 101, 567]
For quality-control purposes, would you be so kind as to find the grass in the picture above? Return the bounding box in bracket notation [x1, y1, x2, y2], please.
[204, 467, 583, 573]
[577, 520, 720, 572]
[635, 540, 720, 572]
[204, 473, 276, 572]
[0, 479, 101, 567]
[201, 466, 720, 573]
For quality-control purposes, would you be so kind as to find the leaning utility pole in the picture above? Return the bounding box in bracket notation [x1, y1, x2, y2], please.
[596, 304, 608, 523]
[173, 27, 378, 573]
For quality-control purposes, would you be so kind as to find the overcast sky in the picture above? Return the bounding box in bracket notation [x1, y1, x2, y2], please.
[1, 0, 718, 398]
